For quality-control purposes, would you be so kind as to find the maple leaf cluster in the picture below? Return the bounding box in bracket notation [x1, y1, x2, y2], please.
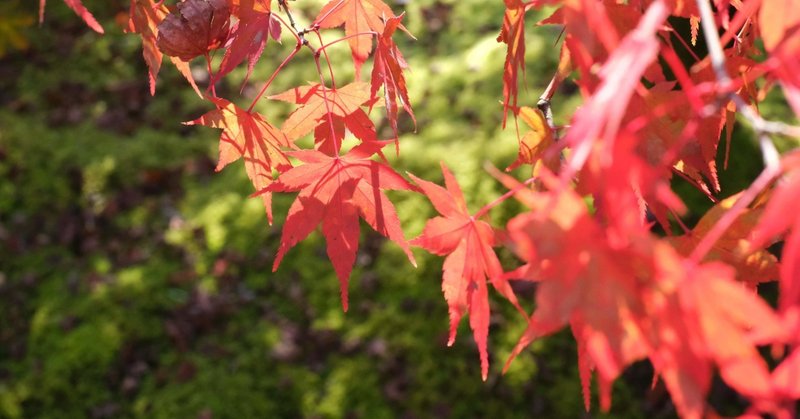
[43, 0, 800, 417]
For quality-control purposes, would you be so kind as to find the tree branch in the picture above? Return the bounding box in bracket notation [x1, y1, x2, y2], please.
[688, 0, 791, 262]
[696, 0, 800, 149]
[537, 73, 560, 137]
[276, 0, 317, 54]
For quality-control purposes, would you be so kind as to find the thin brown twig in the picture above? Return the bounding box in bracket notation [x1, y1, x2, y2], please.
[270, 0, 341, 155]
[247, 45, 301, 112]
[271, 13, 300, 44]
[317, 32, 378, 53]
[534, 68, 565, 153]
[477, 163, 538, 219]
[277, 0, 317, 54]
[205, 52, 217, 98]
[247, 0, 336, 112]
[314, 31, 337, 88]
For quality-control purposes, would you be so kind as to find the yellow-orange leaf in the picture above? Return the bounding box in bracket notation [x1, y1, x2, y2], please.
[667, 193, 779, 286]
[506, 106, 557, 174]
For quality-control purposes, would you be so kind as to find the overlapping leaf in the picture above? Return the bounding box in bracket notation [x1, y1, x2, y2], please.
[667, 193, 779, 287]
[764, 0, 800, 119]
[499, 168, 785, 417]
[497, 0, 526, 127]
[185, 97, 292, 223]
[560, 0, 668, 175]
[678, 263, 784, 401]
[410, 163, 524, 381]
[270, 82, 379, 154]
[637, 85, 725, 195]
[265, 143, 415, 311]
[549, 1, 674, 240]
[313, 0, 403, 78]
[773, 347, 800, 401]
[214, 0, 281, 85]
[227, 0, 271, 14]
[554, 0, 647, 91]
[370, 14, 415, 141]
[501, 171, 652, 409]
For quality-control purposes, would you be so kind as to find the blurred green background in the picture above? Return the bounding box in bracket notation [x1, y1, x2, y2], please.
[0, 0, 772, 418]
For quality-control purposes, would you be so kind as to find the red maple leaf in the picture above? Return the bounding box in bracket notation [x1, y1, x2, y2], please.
[185, 96, 293, 224]
[265, 142, 416, 311]
[765, 167, 800, 415]
[561, 0, 669, 175]
[497, 0, 526, 128]
[497, 167, 786, 416]
[500, 172, 652, 408]
[492, 168, 665, 410]
[775, 55, 800, 118]
[270, 82, 380, 154]
[678, 262, 783, 401]
[750, 153, 800, 316]
[214, 0, 281, 86]
[370, 14, 415, 141]
[410, 163, 524, 381]
[312, 111, 379, 156]
[126, 0, 202, 96]
[773, 347, 800, 402]
[313, 0, 404, 78]
[40, 0, 103, 33]
[635, 83, 725, 195]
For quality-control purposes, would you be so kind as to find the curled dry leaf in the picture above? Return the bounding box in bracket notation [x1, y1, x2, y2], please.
[506, 106, 557, 175]
[127, 0, 202, 97]
[157, 0, 231, 61]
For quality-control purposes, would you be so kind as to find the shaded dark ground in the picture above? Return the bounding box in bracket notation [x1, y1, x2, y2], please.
[0, 0, 766, 417]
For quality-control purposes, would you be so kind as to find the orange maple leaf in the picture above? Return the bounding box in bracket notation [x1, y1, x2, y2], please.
[185, 97, 293, 224]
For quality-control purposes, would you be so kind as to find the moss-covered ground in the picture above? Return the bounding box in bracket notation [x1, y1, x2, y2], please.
[0, 0, 772, 417]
